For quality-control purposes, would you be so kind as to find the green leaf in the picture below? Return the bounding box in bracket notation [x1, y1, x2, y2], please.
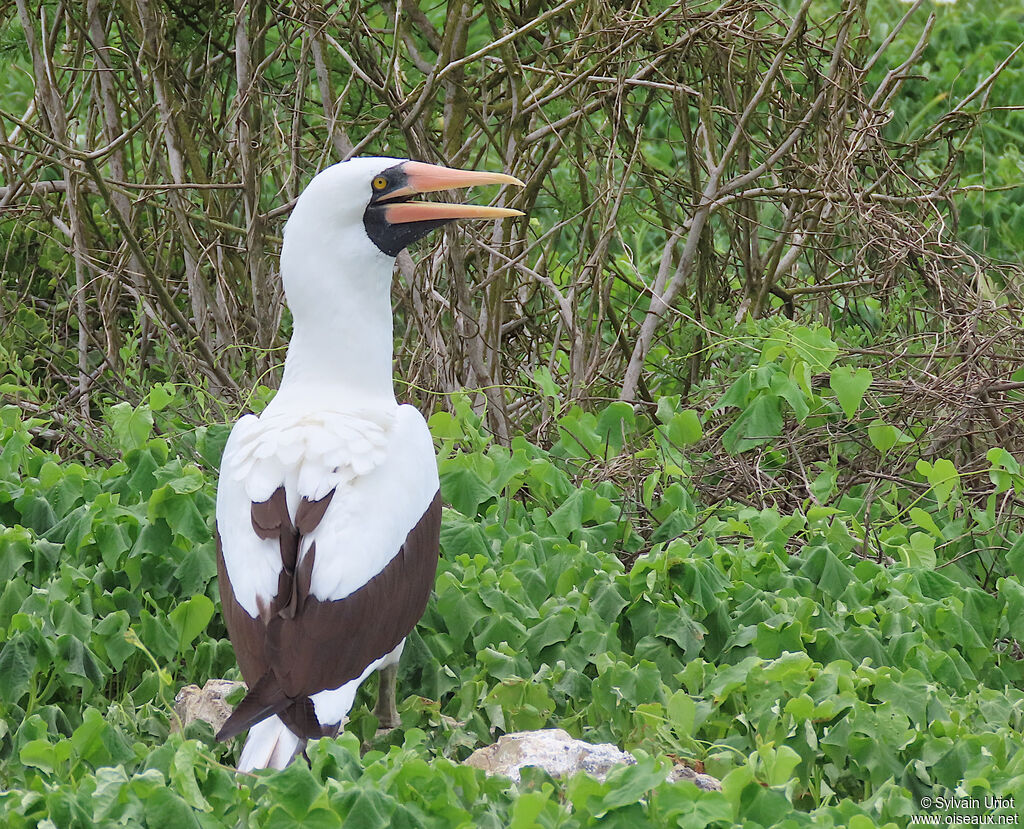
[999, 577, 1024, 641]
[667, 410, 702, 445]
[717, 372, 752, 410]
[1007, 534, 1024, 580]
[533, 366, 560, 400]
[144, 787, 202, 829]
[721, 394, 782, 454]
[148, 383, 175, 412]
[909, 507, 942, 538]
[510, 790, 552, 829]
[770, 373, 809, 420]
[868, 419, 909, 454]
[0, 634, 35, 703]
[271, 760, 324, 819]
[107, 402, 154, 452]
[829, 367, 872, 418]
[598, 759, 667, 814]
[168, 595, 215, 651]
[916, 458, 960, 505]
[440, 465, 497, 517]
[790, 326, 838, 372]
[19, 739, 56, 774]
[987, 447, 1021, 493]
[169, 741, 211, 812]
[667, 689, 696, 737]
[428, 411, 463, 441]
[595, 402, 635, 455]
[757, 744, 802, 786]
[902, 532, 937, 569]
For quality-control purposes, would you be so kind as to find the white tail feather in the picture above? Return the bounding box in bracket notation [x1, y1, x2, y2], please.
[238, 716, 303, 771]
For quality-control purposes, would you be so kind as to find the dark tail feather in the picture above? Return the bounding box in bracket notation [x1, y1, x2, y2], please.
[216, 672, 290, 742]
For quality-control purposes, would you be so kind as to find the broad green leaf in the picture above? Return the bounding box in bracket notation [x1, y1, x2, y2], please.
[441, 461, 499, 517]
[533, 365, 560, 400]
[510, 790, 552, 829]
[667, 410, 702, 446]
[1007, 534, 1024, 580]
[168, 595, 215, 651]
[721, 394, 782, 454]
[902, 532, 937, 569]
[656, 395, 682, 424]
[0, 634, 35, 703]
[999, 577, 1024, 641]
[987, 447, 1021, 493]
[148, 383, 175, 412]
[868, 419, 910, 454]
[144, 787, 203, 829]
[667, 689, 696, 736]
[717, 372, 752, 410]
[169, 741, 211, 812]
[829, 367, 872, 418]
[595, 402, 635, 454]
[790, 326, 838, 372]
[271, 760, 324, 819]
[598, 758, 668, 813]
[107, 402, 154, 452]
[19, 739, 56, 774]
[916, 458, 960, 505]
[809, 465, 838, 502]
[428, 410, 462, 441]
[769, 372, 810, 420]
[909, 507, 942, 538]
[757, 744, 802, 786]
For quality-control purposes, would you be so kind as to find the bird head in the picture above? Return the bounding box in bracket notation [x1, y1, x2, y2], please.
[284, 156, 524, 258]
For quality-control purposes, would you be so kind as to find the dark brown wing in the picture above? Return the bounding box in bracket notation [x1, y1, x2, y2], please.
[216, 488, 441, 741]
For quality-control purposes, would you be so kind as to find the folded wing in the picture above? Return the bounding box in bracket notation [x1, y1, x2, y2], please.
[214, 404, 440, 741]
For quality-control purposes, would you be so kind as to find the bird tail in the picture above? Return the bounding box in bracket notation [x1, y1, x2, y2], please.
[216, 671, 289, 743]
[237, 716, 304, 771]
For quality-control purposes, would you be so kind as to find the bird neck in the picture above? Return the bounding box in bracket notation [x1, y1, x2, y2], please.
[276, 229, 398, 410]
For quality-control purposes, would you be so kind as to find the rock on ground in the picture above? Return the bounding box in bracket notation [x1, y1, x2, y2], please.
[464, 728, 720, 790]
[667, 761, 722, 791]
[173, 679, 245, 734]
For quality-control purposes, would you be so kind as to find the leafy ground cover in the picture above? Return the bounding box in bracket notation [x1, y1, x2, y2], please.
[0, 364, 1022, 826]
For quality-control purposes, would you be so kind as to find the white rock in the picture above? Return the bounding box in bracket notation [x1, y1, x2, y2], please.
[464, 728, 721, 790]
[173, 679, 245, 734]
[464, 728, 636, 782]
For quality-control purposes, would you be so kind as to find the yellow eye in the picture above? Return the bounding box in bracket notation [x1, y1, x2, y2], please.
[372, 176, 388, 191]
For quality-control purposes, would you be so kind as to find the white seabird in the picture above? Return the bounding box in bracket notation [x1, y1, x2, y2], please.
[214, 157, 523, 770]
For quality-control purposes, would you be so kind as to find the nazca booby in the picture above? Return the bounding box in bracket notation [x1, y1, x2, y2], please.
[214, 157, 523, 770]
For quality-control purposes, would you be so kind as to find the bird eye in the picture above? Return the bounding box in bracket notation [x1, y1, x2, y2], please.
[372, 176, 388, 191]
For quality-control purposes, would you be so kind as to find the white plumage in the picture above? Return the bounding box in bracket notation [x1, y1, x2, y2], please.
[217, 404, 439, 616]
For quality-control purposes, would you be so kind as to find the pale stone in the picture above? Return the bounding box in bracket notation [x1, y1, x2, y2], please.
[463, 728, 721, 790]
[173, 679, 245, 734]
[464, 728, 636, 782]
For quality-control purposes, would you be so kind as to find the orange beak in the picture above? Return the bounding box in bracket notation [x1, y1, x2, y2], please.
[380, 161, 524, 224]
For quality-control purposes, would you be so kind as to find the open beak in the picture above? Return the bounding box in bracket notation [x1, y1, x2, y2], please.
[380, 161, 524, 223]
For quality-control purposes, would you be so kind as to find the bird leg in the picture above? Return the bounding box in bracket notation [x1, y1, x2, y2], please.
[374, 663, 400, 729]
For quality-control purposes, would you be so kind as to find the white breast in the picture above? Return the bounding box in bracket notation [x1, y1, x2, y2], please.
[217, 403, 438, 617]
